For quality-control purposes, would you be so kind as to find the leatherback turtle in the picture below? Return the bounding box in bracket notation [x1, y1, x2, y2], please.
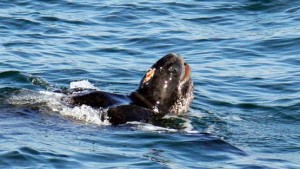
[62, 53, 194, 125]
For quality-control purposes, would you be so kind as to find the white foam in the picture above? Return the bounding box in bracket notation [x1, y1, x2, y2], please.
[182, 119, 199, 134]
[204, 124, 215, 133]
[43, 90, 110, 125]
[9, 89, 110, 126]
[60, 105, 110, 125]
[189, 109, 206, 119]
[128, 119, 198, 133]
[223, 115, 244, 121]
[39, 91, 64, 97]
[161, 114, 198, 133]
[128, 122, 178, 132]
[161, 114, 178, 119]
[70, 80, 98, 90]
[9, 90, 63, 111]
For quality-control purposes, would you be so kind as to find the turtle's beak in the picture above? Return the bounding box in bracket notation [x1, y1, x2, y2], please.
[180, 62, 191, 85]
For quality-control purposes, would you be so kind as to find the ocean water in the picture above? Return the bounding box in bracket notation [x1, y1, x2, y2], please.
[0, 0, 299, 168]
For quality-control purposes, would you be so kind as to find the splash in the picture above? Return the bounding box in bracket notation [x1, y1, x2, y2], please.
[70, 80, 98, 90]
[8, 88, 110, 126]
[127, 117, 198, 133]
[162, 114, 198, 133]
[60, 105, 110, 125]
[7, 80, 197, 131]
[132, 122, 178, 132]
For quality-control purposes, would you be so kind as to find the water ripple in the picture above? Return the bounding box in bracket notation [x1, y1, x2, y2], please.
[0, 0, 300, 168]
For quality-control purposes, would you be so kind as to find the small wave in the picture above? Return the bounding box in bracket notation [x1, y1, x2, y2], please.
[285, 6, 300, 13]
[183, 16, 232, 25]
[0, 71, 56, 90]
[0, 146, 80, 168]
[0, 150, 39, 167]
[0, 70, 24, 78]
[1, 17, 42, 30]
[38, 16, 93, 26]
[222, 115, 244, 121]
[0, 71, 30, 88]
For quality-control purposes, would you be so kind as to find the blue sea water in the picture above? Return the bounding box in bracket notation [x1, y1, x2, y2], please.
[0, 0, 300, 168]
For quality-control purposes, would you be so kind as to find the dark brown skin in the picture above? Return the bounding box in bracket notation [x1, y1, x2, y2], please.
[131, 53, 194, 116]
[62, 53, 194, 125]
[107, 105, 164, 125]
[62, 90, 132, 108]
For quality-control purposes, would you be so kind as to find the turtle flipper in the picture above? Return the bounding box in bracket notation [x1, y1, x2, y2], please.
[61, 90, 131, 108]
[107, 105, 162, 125]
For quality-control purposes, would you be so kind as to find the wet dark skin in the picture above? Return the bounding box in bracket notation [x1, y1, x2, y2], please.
[62, 53, 194, 125]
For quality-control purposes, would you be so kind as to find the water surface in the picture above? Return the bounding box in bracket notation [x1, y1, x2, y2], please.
[0, 1, 300, 168]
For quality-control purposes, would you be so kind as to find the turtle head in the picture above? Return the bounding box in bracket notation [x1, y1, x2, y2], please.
[131, 53, 194, 116]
